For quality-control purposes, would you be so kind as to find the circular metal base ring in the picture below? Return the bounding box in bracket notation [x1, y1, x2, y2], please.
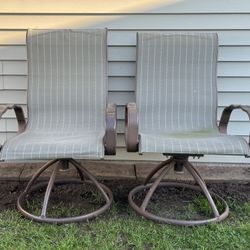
[17, 178, 113, 224]
[128, 182, 229, 226]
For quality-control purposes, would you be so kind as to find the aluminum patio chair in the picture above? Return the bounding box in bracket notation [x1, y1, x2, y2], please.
[0, 29, 116, 223]
[126, 32, 250, 226]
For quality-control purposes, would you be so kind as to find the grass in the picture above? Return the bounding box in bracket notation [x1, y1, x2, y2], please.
[0, 197, 249, 250]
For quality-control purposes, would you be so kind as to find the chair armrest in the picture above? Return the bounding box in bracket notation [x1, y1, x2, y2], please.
[0, 105, 26, 133]
[219, 105, 250, 133]
[125, 102, 139, 152]
[219, 104, 250, 146]
[104, 103, 117, 155]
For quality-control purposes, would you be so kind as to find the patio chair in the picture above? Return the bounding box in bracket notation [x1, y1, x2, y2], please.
[0, 29, 116, 223]
[126, 32, 250, 226]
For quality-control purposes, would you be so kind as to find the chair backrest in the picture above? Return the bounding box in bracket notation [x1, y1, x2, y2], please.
[136, 32, 218, 133]
[27, 29, 107, 132]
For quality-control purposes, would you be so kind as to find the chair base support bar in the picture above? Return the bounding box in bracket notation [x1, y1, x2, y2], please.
[128, 157, 229, 226]
[17, 159, 113, 224]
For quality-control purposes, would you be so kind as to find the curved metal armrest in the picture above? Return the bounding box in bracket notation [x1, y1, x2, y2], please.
[125, 102, 139, 152]
[104, 103, 117, 155]
[0, 105, 26, 133]
[219, 104, 250, 146]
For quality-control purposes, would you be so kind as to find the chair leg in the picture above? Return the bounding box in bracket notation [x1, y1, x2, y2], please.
[17, 159, 113, 224]
[185, 162, 219, 218]
[128, 157, 229, 226]
[143, 158, 173, 185]
[69, 159, 110, 203]
[141, 163, 173, 211]
[40, 164, 59, 217]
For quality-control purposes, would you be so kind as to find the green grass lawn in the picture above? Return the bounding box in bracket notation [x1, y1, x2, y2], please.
[0, 198, 249, 250]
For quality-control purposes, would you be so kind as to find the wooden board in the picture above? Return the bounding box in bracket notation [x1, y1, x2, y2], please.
[0, 160, 249, 182]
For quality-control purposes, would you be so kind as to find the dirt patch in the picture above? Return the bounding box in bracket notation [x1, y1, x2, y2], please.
[0, 180, 249, 216]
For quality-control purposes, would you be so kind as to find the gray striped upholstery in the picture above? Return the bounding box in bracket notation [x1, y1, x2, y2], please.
[137, 32, 250, 156]
[1, 29, 107, 161]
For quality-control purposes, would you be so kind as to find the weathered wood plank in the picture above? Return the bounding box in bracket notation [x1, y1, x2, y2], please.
[0, 161, 249, 182]
[135, 162, 250, 182]
[0, 160, 135, 181]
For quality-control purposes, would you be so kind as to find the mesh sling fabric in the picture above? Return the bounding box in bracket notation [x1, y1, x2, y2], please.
[136, 32, 250, 156]
[1, 29, 107, 160]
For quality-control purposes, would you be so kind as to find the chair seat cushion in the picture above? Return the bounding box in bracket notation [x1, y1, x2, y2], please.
[1, 130, 105, 161]
[139, 129, 250, 156]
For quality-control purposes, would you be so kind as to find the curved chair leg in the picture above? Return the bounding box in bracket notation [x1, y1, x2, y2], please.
[144, 158, 173, 185]
[40, 164, 59, 217]
[141, 163, 173, 211]
[128, 157, 229, 226]
[185, 162, 219, 218]
[17, 159, 113, 224]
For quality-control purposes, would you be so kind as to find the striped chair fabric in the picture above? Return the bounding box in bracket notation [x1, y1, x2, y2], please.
[1, 29, 107, 160]
[136, 32, 250, 156]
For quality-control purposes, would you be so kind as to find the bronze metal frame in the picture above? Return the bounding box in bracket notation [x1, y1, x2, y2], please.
[104, 103, 117, 155]
[125, 102, 250, 226]
[0, 102, 116, 223]
[17, 159, 113, 224]
[125, 102, 138, 152]
[128, 156, 229, 226]
[0, 105, 26, 137]
[219, 104, 250, 147]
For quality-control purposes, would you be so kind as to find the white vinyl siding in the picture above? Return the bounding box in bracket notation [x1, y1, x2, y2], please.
[0, 0, 250, 163]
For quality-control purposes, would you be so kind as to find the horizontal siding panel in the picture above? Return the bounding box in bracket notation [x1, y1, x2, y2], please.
[217, 78, 250, 92]
[0, 31, 26, 45]
[108, 46, 250, 62]
[109, 77, 250, 93]
[0, 61, 27, 75]
[1, 29, 248, 47]
[218, 92, 250, 106]
[0, 90, 27, 104]
[1, 0, 249, 14]
[108, 47, 136, 61]
[0, 75, 27, 89]
[110, 91, 250, 106]
[149, 0, 250, 14]
[1, 61, 250, 78]
[109, 77, 135, 91]
[108, 62, 250, 77]
[0, 45, 26, 60]
[219, 47, 250, 61]
[108, 30, 250, 46]
[218, 62, 250, 77]
[108, 62, 135, 76]
[0, 14, 249, 29]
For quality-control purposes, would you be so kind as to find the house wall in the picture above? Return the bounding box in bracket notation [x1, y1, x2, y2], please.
[0, 0, 250, 163]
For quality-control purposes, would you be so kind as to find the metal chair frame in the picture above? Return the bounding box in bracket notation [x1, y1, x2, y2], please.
[128, 155, 229, 226]
[17, 159, 113, 224]
[0, 103, 116, 224]
[125, 103, 250, 226]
